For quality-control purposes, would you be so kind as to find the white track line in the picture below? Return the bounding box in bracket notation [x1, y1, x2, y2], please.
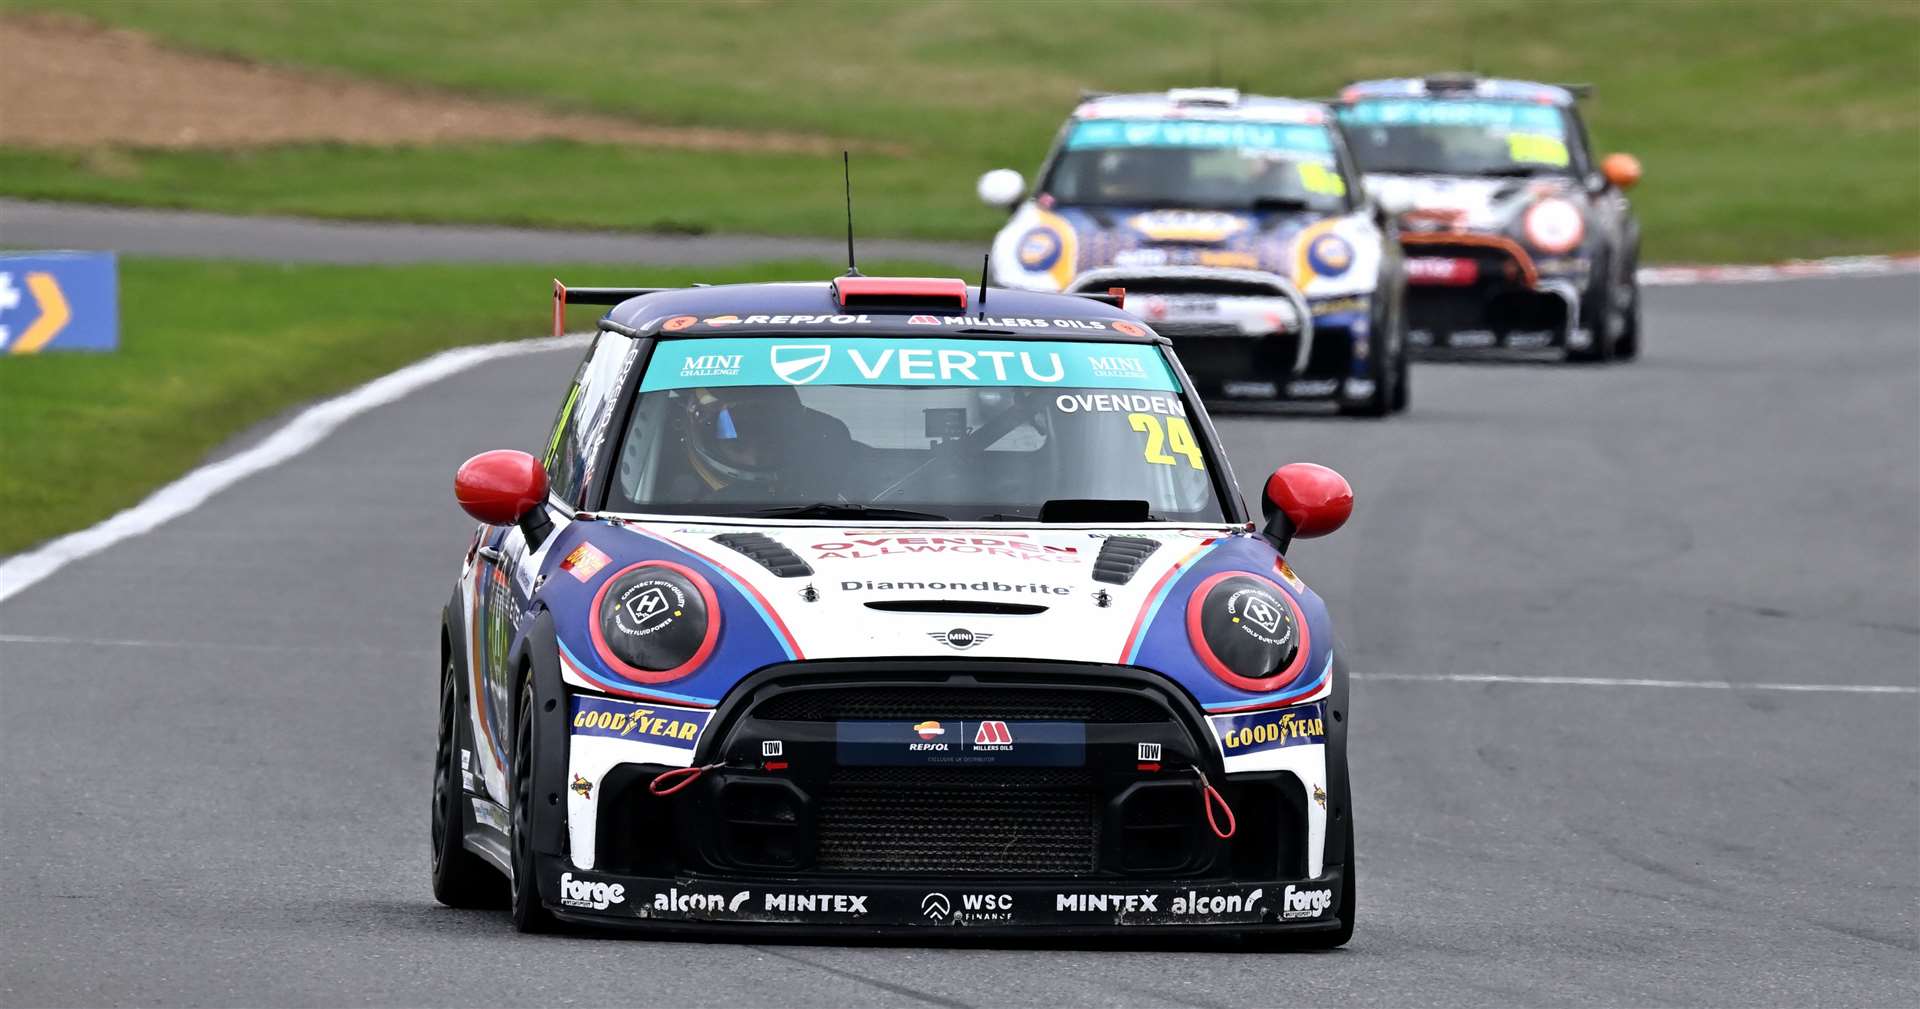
[1354, 671, 1917, 696]
[0, 333, 588, 607]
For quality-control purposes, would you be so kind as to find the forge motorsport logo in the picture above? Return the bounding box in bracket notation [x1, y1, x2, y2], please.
[599, 566, 708, 672]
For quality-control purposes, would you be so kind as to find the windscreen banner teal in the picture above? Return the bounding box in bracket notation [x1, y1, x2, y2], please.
[1338, 100, 1565, 134]
[641, 338, 1179, 392]
[1066, 119, 1332, 153]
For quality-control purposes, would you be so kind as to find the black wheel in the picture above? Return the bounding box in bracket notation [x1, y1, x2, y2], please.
[432, 653, 505, 909]
[1568, 258, 1617, 364]
[1613, 253, 1642, 360]
[1339, 302, 1398, 417]
[509, 672, 559, 933]
[1390, 348, 1409, 412]
[1292, 814, 1357, 949]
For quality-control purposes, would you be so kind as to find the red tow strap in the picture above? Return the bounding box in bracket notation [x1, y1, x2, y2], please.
[649, 762, 723, 796]
[1196, 770, 1237, 839]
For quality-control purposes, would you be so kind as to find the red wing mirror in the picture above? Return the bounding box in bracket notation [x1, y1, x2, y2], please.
[1601, 153, 1642, 190]
[455, 450, 549, 526]
[1262, 463, 1353, 551]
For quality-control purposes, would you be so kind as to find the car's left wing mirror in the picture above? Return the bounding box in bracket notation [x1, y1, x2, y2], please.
[1261, 463, 1353, 553]
[456, 449, 554, 550]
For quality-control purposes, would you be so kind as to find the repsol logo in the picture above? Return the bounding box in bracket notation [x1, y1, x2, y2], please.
[558, 872, 625, 910]
[573, 706, 701, 742]
[1281, 884, 1333, 920]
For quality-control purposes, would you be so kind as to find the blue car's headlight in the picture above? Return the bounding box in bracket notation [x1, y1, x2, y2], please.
[590, 561, 719, 683]
[1185, 571, 1311, 692]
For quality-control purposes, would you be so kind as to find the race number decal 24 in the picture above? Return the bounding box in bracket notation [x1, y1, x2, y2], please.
[1129, 413, 1204, 469]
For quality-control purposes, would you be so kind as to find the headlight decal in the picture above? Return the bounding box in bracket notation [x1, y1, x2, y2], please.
[1306, 233, 1355, 277]
[1184, 570, 1313, 692]
[588, 560, 720, 684]
[1523, 198, 1586, 254]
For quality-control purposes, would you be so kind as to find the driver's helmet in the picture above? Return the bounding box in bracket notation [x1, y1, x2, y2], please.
[1095, 149, 1169, 202]
[681, 385, 804, 491]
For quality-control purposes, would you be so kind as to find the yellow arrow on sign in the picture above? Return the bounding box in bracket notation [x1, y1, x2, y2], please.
[10, 272, 72, 354]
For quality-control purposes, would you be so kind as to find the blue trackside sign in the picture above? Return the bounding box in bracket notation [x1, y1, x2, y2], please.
[0, 252, 119, 354]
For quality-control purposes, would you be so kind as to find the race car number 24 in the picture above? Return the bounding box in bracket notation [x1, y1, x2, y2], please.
[1129, 413, 1204, 469]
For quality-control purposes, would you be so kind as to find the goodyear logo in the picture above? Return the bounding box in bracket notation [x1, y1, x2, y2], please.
[1210, 702, 1326, 757]
[571, 695, 710, 749]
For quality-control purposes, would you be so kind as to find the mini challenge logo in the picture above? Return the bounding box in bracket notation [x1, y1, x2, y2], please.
[770, 344, 832, 385]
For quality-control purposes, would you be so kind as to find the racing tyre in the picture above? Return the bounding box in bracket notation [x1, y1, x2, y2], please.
[1613, 252, 1642, 360]
[1568, 259, 1617, 364]
[1292, 815, 1357, 950]
[509, 671, 559, 933]
[1389, 332, 1410, 413]
[432, 653, 505, 909]
[1339, 303, 1399, 418]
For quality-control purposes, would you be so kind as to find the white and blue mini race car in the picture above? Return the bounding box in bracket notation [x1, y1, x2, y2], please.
[433, 274, 1360, 945]
[977, 87, 1408, 414]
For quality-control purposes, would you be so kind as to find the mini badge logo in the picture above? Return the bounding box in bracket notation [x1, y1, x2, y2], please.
[770, 344, 832, 385]
[913, 720, 945, 740]
[570, 774, 593, 800]
[929, 627, 991, 650]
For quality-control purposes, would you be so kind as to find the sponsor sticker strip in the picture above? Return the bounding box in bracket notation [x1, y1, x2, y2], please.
[554, 875, 1338, 926]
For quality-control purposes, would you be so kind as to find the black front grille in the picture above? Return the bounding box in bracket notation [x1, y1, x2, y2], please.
[815, 766, 1098, 875]
[752, 686, 1167, 722]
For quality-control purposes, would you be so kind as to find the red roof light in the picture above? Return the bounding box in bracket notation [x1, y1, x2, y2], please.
[832, 276, 969, 309]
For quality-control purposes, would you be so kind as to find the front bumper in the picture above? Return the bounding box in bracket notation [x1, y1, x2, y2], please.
[541, 855, 1345, 935]
[1400, 234, 1589, 352]
[554, 662, 1347, 933]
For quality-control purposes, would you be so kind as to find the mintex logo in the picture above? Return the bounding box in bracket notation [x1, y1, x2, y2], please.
[558, 872, 625, 910]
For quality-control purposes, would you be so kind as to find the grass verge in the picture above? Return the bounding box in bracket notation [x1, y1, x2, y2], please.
[0, 257, 940, 555]
[2, 0, 1917, 262]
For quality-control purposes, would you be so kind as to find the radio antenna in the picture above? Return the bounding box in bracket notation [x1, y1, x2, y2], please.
[842, 150, 861, 277]
[977, 253, 990, 312]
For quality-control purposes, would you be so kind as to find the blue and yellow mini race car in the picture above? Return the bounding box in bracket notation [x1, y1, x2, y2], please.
[433, 273, 1361, 945]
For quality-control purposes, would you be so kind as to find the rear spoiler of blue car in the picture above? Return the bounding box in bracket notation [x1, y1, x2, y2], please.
[552, 278, 1129, 339]
[553, 280, 674, 337]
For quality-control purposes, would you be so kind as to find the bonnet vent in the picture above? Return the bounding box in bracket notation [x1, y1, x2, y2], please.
[1092, 536, 1161, 585]
[712, 533, 813, 577]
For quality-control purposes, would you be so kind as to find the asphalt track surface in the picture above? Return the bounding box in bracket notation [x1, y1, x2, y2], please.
[0, 198, 979, 267]
[2, 275, 1916, 1008]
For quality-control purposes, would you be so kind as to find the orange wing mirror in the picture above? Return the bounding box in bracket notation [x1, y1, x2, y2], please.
[1601, 153, 1642, 190]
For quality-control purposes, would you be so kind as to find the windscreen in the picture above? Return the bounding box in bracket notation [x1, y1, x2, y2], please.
[1338, 99, 1578, 177]
[607, 337, 1226, 522]
[1042, 118, 1351, 213]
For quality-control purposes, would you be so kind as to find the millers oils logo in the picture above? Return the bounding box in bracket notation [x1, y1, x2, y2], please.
[558, 872, 625, 911]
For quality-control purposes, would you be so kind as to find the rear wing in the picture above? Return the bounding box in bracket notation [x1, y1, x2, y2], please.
[552, 277, 1129, 339]
[552, 279, 672, 337]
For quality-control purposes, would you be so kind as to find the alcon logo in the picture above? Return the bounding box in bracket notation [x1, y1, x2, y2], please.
[558, 872, 626, 910]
